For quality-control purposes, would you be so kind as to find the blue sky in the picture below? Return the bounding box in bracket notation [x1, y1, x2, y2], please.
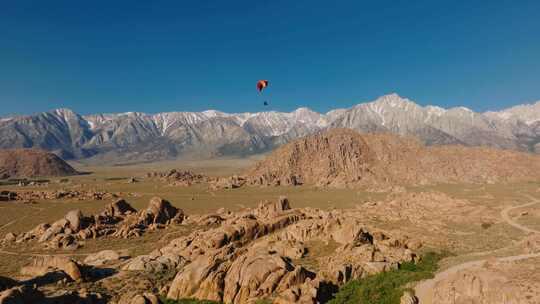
[1, 0, 539, 116]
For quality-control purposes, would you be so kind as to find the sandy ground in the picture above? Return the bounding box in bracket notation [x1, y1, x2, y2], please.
[415, 194, 540, 303]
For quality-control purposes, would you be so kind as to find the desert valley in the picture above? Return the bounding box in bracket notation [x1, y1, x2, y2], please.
[2, 2, 540, 303]
[1, 105, 540, 303]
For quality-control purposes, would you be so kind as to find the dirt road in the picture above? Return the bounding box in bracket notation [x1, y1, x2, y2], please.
[415, 194, 540, 303]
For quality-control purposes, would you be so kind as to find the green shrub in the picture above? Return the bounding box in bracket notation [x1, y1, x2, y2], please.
[327, 252, 444, 304]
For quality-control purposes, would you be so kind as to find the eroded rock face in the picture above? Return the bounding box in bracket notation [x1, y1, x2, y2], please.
[21, 256, 82, 282]
[3, 196, 421, 304]
[138, 197, 418, 304]
[224, 247, 314, 304]
[245, 129, 540, 188]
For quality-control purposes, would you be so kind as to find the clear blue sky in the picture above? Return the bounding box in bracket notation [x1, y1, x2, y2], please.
[1, 0, 540, 116]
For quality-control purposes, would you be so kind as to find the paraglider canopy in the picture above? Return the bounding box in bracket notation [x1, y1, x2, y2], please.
[256, 80, 269, 92]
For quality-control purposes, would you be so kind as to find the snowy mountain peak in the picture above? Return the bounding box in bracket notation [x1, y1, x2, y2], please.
[2, 93, 540, 161]
[53, 108, 78, 118]
[202, 110, 228, 118]
[490, 99, 540, 124]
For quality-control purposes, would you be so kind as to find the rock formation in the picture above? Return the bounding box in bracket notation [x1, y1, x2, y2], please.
[246, 129, 540, 188]
[115, 197, 419, 303]
[0, 149, 79, 178]
[3, 197, 184, 249]
[145, 169, 208, 186]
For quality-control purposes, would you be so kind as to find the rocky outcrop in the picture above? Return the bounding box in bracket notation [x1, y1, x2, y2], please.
[118, 293, 162, 304]
[246, 129, 540, 188]
[223, 247, 314, 303]
[6, 197, 184, 249]
[0, 149, 79, 178]
[145, 169, 208, 187]
[20, 256, 83, 282]
[7, 189, 136, 202]
[209, 175, 247, 190]
[117, 197, 420, 304]
[113, 197, 184, 238]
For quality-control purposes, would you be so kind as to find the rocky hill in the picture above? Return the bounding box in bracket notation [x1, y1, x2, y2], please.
[246, 129, 540, 188]
[0, 149, 79, 179]
[1, 94, 539, 162]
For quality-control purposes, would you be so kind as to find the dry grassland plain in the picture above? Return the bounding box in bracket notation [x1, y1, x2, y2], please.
[0, 156, 539, 282]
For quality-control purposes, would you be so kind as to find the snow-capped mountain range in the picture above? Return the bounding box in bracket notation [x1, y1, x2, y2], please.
[1, 93, 539, 162]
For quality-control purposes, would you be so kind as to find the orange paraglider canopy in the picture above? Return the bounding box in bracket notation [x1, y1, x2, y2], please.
[256, 80, 269, 92]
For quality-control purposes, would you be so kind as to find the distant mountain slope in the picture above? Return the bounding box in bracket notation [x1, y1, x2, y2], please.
[246, 129, 540, 188]
[0, 94, 539, 161]
[0, 149, 79, 178]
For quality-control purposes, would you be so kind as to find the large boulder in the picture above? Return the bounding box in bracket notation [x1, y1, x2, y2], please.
[167, 247, 233, 301]
[102, 199, 137, 218]
[118, 293, 162, 304]
[140, 197, 184, 225]
[65, 210, 84, 232]
[254, 196, 291, 218]
[84, 250, 127, 266]
[223, 247, 314, 304]
[21, 256, 82, 282]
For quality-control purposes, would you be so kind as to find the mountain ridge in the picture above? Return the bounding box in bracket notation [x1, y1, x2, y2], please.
[1, 93, 539, 162]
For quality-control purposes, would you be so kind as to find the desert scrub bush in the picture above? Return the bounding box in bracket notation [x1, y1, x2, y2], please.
[327, 252, 444, 304]
[481, 222, 493, 229]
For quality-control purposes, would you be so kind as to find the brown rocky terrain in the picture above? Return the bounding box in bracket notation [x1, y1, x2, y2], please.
[0, 196, 420, 303]
[0, 189, 137, 203]
[0, 149, 79, 179]
[145, 169, 208, 186]
[429, 257, 540, 304]
[2, 197, 184, 250]
[246, 129, 540, 188]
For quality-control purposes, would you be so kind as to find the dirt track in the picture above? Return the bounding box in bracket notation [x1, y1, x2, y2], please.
[415, 194, 540, 303]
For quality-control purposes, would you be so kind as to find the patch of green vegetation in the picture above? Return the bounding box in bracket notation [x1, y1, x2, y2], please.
[328, 252, 445, 304]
